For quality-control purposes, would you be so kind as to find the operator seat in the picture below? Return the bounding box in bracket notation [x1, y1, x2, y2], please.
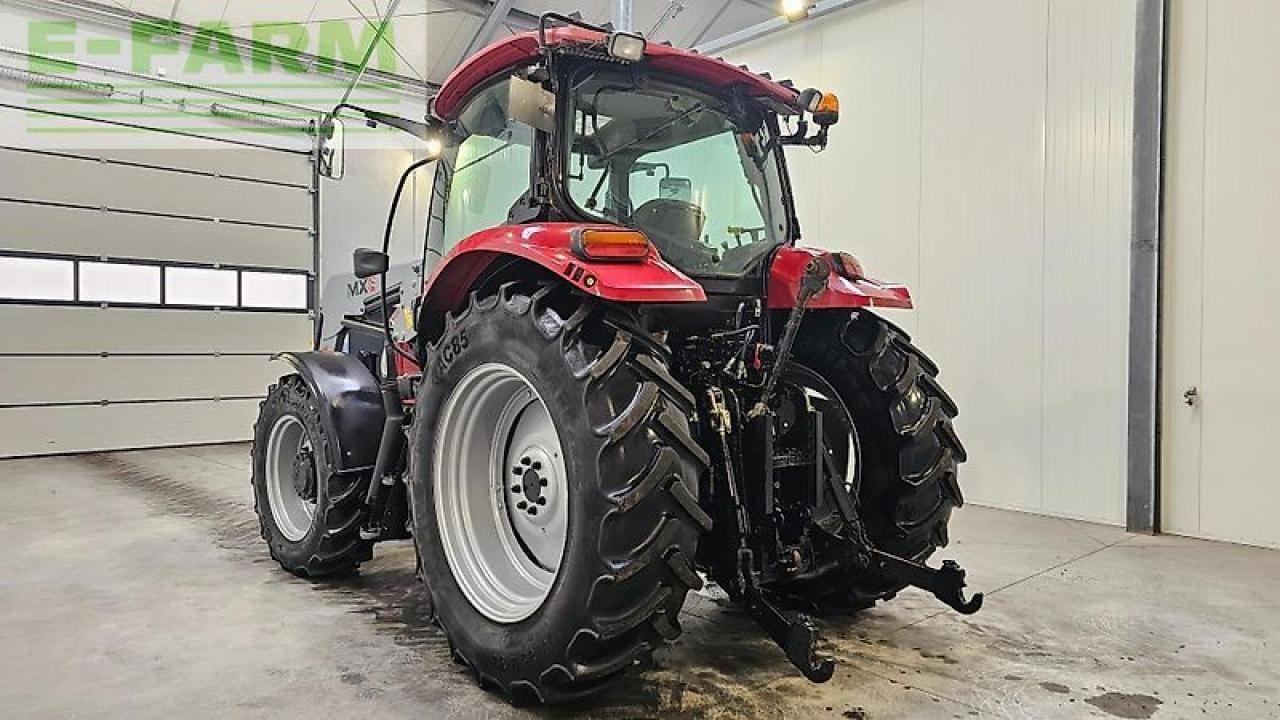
[631, 198, 706, 259]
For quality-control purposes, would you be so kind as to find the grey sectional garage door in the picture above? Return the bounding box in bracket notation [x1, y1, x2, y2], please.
[0, 83, 317, 457]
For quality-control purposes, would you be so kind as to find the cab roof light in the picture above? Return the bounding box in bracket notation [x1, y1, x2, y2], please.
[572, 229, 652, 261]
[607, 32, 647, 62]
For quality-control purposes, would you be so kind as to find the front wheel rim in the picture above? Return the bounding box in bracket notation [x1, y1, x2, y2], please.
[434, 363, 570, 624]
[265, 414, 318, 542]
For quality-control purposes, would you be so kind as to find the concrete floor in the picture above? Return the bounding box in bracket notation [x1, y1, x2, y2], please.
[1, 445, 1277, 720]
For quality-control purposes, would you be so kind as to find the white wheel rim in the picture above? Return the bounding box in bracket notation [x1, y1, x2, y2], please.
[434, 362, 569, 623]
[801, 385, 859, 488]
[784, 365, 861, 492]
[265, 414, 317, 542]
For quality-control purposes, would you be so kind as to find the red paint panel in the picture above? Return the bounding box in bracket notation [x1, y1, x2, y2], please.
[433, 28, 800, 121]
[767, 247, 913, 311]
[420, 223, 706, 315]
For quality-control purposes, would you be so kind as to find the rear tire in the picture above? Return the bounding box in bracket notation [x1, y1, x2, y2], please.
[793, 310, 966, 607]
[251, 375, 374, 577]
[409, 284, 709, 704]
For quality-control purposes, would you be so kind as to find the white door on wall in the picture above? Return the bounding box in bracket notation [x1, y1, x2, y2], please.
[1161, 0, 1280, 549]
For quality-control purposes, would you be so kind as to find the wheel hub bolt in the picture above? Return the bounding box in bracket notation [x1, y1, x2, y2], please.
[510, 450, 552, 517]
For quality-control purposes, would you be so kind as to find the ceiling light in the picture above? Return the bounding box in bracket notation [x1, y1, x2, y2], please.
[781, 0, 812, 21]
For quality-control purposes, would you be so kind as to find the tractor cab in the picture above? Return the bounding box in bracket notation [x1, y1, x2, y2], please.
[421, 19, 836, 295]
[432, 42, 798, 280]
[320, 15, 872, 334]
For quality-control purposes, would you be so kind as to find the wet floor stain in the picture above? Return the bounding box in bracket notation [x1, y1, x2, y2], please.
[81, 450, 1270, 720]
[1084, 691, 1163, 719]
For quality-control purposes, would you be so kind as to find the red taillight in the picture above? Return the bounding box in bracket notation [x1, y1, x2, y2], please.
[571, 229, 651, 261]
[834, 252, 864, 280]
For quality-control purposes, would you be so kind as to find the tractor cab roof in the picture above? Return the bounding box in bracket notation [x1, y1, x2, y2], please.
[432, 26, 802, 121]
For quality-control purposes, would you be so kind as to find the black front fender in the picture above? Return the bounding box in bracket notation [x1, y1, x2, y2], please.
[273, 351, 384, 472]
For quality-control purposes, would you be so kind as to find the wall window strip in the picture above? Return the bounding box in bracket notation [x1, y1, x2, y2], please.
[0, 252, 310, 311]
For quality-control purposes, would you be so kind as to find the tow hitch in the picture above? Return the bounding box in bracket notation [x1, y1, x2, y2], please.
[872, 551, 984, 615]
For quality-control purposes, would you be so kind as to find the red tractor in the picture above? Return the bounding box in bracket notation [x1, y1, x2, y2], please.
[252, 15, 978, 704]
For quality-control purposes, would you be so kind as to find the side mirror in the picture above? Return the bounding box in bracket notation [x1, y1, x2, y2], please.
[319, 115, 346, 179]
[353, 248, 389, 279]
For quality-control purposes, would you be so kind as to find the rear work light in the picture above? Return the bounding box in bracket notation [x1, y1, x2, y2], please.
[607, 32, 647, 62]
[571, 229, 652, 261]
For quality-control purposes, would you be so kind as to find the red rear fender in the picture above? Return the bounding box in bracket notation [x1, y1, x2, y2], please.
[768, 247, 912, 311]
[420, 223, 706, 316]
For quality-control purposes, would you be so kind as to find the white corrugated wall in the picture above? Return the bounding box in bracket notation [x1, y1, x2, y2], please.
[725, 0, 1136, 524]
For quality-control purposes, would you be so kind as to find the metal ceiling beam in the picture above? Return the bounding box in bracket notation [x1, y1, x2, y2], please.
[612, 0, 634, 32]
[437, 0, 539, 30]
[696, 0, 877, 55]
[648, 1, 684, 39]
[338, 0, 404, 107]
[686, 0, 732, 47]
[456, 0, 517, 63]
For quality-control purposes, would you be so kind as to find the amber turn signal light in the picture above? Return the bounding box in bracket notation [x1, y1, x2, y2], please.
[813, 92, 840, 126]
[571, 229, 652, 261]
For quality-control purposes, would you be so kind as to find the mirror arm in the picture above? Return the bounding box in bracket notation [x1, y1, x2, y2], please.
[775, 120, 829, 151]
[332, 103, 443, 142]
[371, 155, 437, 370]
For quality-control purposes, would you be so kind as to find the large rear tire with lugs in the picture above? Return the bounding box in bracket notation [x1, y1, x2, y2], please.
[251, 375, 374, 576]
[792, 310, 967, 608]
[408, 283, 709, 704]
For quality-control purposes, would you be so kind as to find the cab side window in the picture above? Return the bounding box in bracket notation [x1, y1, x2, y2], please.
[432, 79, 534, 255]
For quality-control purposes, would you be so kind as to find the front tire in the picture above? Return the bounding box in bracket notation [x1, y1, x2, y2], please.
[251, 375, 374, 576]
[409, 284, 709, 704]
